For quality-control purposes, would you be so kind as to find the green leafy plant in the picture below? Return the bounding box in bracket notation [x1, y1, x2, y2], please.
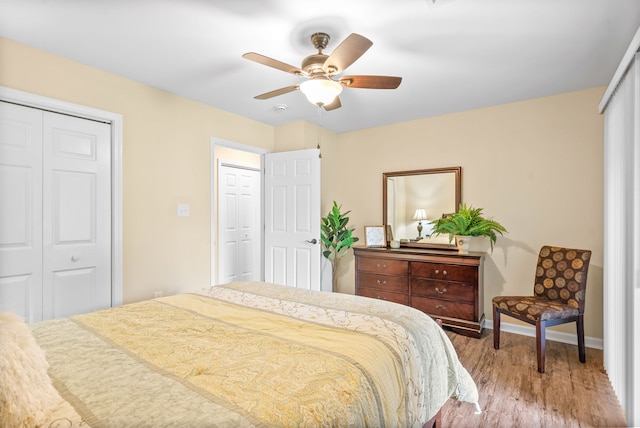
[321, 201, 359, 292]
[431, 203, 507, 251]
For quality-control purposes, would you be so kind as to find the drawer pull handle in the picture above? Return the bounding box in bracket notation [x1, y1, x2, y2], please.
[376, 280, 387, 286]
[434, 269, 447, 275]
[443, 270, 447, 275]
[435, 304, 447, 310]
[435, 287, 447, 294]
[434, 269, 439, 274]
[376, 295, 388, 301]
[376, 263, 387, 269]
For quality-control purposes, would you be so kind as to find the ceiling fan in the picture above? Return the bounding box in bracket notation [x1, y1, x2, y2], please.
[242, 32, 402, 111]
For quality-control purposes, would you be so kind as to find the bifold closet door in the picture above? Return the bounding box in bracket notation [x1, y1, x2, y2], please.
[0, 102, 44, 322]
[42, 111, 111, 320]
[0, 101, 112, 322]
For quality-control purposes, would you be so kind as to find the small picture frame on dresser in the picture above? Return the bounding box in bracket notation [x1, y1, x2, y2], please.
[364, 225, 386, 247]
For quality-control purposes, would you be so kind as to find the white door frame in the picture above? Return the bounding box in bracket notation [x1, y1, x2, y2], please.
[0, 86, 123, 307]
[210, 137, 269, 286]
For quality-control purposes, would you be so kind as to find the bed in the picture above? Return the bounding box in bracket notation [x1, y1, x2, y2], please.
[2, 281, 479, 427]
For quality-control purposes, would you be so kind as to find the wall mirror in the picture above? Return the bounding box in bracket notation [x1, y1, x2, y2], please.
[383, 167, 461, 249]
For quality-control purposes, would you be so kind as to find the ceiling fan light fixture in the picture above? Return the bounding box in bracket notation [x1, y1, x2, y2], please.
[244, 32, 400, 111]
[299, 78, 342, 106]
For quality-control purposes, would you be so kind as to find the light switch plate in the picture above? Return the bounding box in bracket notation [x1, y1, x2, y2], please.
[177, 203, 190, 217]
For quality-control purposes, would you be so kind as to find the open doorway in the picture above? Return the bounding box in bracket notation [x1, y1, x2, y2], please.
[217, 160, 261, 284]
[211, 139, 326, 291]
[210, 139, 267, 285]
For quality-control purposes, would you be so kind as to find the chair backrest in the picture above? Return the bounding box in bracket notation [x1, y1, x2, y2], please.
[534, 246, 592, 313]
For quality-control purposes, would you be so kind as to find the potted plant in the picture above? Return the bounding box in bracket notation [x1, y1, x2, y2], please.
[431, 203, 507, 253]
[321, 201, 359, 292]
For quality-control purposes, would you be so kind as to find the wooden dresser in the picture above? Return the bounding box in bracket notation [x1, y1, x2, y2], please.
[353, 246, 485, 338]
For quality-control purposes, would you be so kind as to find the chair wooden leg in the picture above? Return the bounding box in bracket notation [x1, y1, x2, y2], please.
[536, 320, 546, 373]
[493, 305, 501, 350]
[577, 314, 586, 363]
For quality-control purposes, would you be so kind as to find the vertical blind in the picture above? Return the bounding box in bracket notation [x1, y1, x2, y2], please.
[601, 50, 640, 426]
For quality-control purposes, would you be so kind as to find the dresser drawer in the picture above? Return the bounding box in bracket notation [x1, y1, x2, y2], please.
[358, 272, 409, 293]
[354, 247, 484, 338]
[358, 257, 408, 276]
[357, 287, 410, 305]
[411, 296, 475, 321]
[411, 278, 474, 302]
[411, 261, 477, 283]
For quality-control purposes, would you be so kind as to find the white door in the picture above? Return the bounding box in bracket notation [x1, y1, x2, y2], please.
[0, 102, 44, 321]
[264, 148, 321, 290]
[0, 102, 111, 322]
[217, 161, 261, 284]
[42, 112, 111, 320]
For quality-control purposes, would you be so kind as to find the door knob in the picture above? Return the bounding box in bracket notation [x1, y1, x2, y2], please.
[306, 239, 318, 244]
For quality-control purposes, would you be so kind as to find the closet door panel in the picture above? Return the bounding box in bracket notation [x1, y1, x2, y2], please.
[42, 112, 111, 320]
[0, 102, 43, 322]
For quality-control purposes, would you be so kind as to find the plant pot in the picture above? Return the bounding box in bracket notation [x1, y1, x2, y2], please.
[455, 236, 471, 254]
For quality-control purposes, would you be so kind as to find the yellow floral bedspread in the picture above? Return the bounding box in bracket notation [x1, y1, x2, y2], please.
[31, 281, 478, 427]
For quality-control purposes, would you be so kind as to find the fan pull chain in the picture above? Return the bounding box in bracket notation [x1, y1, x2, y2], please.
[316, 105, 322, 158]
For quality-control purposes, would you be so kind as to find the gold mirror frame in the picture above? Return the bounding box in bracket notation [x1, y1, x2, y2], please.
[383, 167, 462, 249]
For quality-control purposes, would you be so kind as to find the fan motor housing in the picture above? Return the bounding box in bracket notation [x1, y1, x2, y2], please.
[301, 54, 329, 75]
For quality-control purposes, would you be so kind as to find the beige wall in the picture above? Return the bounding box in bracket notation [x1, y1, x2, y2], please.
[1, 37, 605, 339]
[325, 87, 605, 339]
[0, 37, 274, 303]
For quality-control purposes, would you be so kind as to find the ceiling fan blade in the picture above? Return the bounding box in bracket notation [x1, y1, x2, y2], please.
[243, 52, 306, 76]
[339, 75, 402, 89]
[254, 85, 299, 100]
[323, 96, 341, 111]
[323, 33, 373, 74]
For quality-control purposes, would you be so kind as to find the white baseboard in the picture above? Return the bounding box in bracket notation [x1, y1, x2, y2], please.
[485, 320, 603, 350]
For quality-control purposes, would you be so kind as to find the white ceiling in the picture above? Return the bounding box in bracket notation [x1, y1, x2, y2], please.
[1, 0, 639, 133]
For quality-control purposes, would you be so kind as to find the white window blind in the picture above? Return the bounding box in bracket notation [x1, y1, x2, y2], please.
[601, 51, 640, 427]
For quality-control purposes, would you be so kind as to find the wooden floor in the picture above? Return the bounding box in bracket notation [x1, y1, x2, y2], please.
[441, 329, 627, 428]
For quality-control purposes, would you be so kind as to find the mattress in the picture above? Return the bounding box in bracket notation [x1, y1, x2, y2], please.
[30, 281, 479, 427]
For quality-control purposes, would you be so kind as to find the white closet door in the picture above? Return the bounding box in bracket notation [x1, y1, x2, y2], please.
[217, 162, 261, 284]
[0, 102, 44, 322]
[0, 102, 111, 322]
[42, 112, 111, 320]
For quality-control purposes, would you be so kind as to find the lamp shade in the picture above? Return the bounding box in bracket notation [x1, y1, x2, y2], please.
[413, 208, 427, 221]
[299, 78, 342, 106]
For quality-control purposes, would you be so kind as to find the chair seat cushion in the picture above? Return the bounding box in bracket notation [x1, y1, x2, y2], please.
[492, 295, 579, 321]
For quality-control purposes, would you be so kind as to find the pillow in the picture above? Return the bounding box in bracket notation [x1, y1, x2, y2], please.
[0, 312, 62, 428]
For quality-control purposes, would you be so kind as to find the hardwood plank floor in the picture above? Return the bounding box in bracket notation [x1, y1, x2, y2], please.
[441, 329, 627, 427]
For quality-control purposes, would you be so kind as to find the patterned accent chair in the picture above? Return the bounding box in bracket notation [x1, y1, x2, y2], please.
[492, 246, 592, 373]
